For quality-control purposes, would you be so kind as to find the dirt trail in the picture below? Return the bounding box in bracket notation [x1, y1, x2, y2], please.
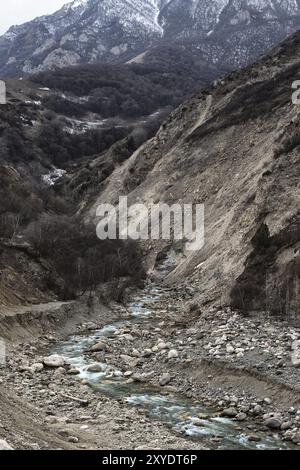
[0, 299, 114, 342]
[0, 301, 70, 318]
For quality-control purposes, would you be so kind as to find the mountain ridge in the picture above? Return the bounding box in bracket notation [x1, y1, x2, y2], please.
[75, 27, 300, 315]
[2, 0, 300, 76]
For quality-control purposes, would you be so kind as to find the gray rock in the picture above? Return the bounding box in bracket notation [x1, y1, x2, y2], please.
[253, 405, 263, 415]
[236, 413, 247, 421]
[168, 349, 179, 359]
[264, 417, 282, 430]
[226, 344, 235, 354]
[221, 408, 237, 418]
[113, 370, 123, 378]
[91, 341, 107, 352]
[156, 342, 168, 351]
[87, 363, 105, 373]
[0, 440, 13, 450]
[291, 432, 300, 444]
[120, 354, 135, 365]
[120, 334, 134, 342]
[131, 349, 140, 357]
[68, 368, 80, 375]
[53, 366, 66, 376]
[133, 372, 152, 383]
[43, 355, 65, 368]
[281, 421, 292, 431]
[159, 373, 172, 386]
[124, 371, 133, 377]
[30, 363, 44, 373]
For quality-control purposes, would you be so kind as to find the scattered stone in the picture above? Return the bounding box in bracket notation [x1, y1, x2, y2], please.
[157, 342, 168, 351]
[226, 345, 235, 354]
[253, 405, 263, 415]
[121, 334, 134, 342]
[120, 354, 135, 365]
[131, 349, 140, 358]
[291, 432, 300, 444]
[68, 368, 80, 375]
[159, 373, 172, 386]
[113, 370, 123, 378]
[281, 422, 292, 431]
[236, 413, 247, 422]
[30, 363, 44, 373]
[91, 341, 106, 352]
[124, 371, 133, 377]
[230, 396, 239, 404]
[43, 355, 65, 368]
[221, 408, 237, 418]
[168, 350, 179, 359]
[53, 367, 66, 376]
[264, 417, 282, 430]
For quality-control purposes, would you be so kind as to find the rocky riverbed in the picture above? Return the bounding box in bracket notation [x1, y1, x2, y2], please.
[1, 282, 300, 450]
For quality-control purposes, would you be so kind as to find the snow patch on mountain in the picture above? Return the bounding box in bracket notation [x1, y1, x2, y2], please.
[1, 0, 300, 76]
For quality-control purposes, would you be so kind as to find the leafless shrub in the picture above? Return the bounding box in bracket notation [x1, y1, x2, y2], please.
[25, 214, 145, 299]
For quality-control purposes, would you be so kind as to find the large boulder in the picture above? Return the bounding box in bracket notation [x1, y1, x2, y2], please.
[43, 354, 65, 368]
[221, 408, 238, 418]
[86, 363, 106, 373]
[91, 341, 107, 352]
[168, 349, 179, 359]
[264, 417, 282, 430]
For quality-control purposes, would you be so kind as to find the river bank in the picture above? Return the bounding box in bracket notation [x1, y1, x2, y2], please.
[1, 280, 299, 450]
[0, 289, 204, 450]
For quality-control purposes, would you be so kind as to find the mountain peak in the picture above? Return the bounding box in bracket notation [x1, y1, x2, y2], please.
[1, 0, 300, 77]
[67, 0, 90, 9]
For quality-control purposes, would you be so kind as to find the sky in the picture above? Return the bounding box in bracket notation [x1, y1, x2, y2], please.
[0, 0, 68, 34]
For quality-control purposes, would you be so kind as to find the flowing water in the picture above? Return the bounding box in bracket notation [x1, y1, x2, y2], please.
[51, 282, 296, 450]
